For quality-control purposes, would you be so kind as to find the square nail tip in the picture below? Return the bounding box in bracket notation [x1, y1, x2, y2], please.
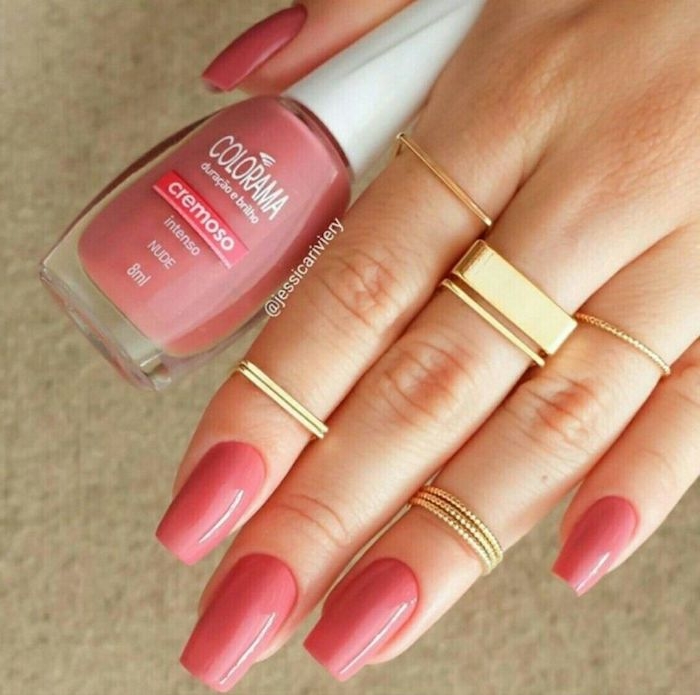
[551, 566, 589, 597]
[199, 4, 307, 93]
[201, 77, 225, 94]
[154, 527, 202, 566]
[200, 69, 246, 94]
[179, 657, 239, 693]
[303, 639, 356, 682]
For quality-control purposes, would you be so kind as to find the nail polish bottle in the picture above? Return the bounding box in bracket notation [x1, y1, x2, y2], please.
[41, 0, 484, 389]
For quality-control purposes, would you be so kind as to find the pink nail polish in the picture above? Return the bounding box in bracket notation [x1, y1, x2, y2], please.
[553, 497, 637, 596]
[202, 5, 308, 92]
[41, 0, 484, 389]
[304, 559, 418, 681]
[156, 442, 264, 565]
[181, 554, 297, 692]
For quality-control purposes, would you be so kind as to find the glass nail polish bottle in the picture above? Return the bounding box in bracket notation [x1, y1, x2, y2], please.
[41, 0, 484, 389]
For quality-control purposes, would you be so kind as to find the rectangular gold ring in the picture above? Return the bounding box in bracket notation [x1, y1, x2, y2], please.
[450, 240, 577, 362]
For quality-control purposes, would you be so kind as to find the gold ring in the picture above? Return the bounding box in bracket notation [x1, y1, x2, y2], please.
[409, 485, 503, 574]
[396, 132, 493, 228]
[440, 278, 546, 366]
[235, 360, 328, 439]
[444, 240, 577, 366]
[575, 313, 671, 377]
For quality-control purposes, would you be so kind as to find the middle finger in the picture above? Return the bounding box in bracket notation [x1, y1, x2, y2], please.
[191, 107, 689, 686]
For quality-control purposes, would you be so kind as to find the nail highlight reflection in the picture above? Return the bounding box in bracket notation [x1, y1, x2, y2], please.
[305, 559, 418, 681]
[181, 555, 297, 692]
[553, 496, 637, 596]
[156, 442, 265, 564]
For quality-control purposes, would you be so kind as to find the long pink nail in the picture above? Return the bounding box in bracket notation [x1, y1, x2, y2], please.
[304, 559, 418, 681]
[181, 554, 297, 692]
[553, 497, 637, 596]
[202, 5, 308, 92]
[156, 442, 265, 565]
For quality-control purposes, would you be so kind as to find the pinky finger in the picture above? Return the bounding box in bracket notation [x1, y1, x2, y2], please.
[553, 339, 700, 596]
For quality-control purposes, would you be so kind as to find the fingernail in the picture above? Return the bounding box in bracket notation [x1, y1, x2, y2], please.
[181, 554, 297, 692]
[304, 559, 418, 681]
[552, 496, 637, 596]
[202, 5, 308, 92]
[156, 442, 265, 565]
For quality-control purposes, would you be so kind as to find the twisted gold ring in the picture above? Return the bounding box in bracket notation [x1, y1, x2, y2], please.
[410, 485, 503, 574]
[575, 313, 671, 376]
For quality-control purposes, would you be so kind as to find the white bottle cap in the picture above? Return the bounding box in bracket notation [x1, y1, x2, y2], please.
[284, 0, 485, 178]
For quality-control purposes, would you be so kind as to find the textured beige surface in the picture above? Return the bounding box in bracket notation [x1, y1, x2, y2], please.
[1, 1, 698, 694]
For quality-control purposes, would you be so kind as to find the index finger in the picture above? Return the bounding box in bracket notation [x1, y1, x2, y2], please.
[155, 4, 540, 564]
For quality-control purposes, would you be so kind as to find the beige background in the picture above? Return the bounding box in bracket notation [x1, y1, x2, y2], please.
[1, 1, 698, 694]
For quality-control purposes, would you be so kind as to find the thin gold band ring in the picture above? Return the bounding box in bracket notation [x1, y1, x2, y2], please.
[396, 132, 493, 228]
[235, 360, 328, 439]
[575, 313, 671, 377]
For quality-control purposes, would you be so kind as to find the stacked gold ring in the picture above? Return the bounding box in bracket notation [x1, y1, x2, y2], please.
[235, 360, 328, 439]
[410, 486, 503, 574]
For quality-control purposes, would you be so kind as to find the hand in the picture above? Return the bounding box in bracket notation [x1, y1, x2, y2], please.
[156, 0, 700, 690]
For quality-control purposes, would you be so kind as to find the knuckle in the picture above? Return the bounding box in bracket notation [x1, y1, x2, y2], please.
[671, 360, 700, 413]
[312, 245, 405, 337]
[637, 446, 682, 503]
[503, 23, 579, 126]
[594, 93, 699, 207]
[268, 491, 354, 556]
[504, 372, 607, 462]
[372, 334, 481, 431]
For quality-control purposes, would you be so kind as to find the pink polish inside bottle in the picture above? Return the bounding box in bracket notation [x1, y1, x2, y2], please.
[41, 0, 484, 389]
[41, 97, 348, 388]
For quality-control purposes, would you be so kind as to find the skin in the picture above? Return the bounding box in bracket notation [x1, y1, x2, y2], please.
[171, 0, 700, 680]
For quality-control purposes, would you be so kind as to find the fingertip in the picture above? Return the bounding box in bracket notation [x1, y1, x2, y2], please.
[551, 496, 637, 597]
[202, 0, 414, 94]
[200, 5, 308, 93]
[158, 442, 266, 566]
[303, 558, 419, 681]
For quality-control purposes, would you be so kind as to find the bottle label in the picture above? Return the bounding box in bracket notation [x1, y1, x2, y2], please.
[205, 134, 289, 223]
[153, 170, 247, 269]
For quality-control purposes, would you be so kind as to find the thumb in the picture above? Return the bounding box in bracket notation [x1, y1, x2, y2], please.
[202, 0, 412, 94]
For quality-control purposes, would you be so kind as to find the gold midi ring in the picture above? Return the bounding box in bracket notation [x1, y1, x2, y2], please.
[396, 132, 493, 229]
[409, 485, 503, 574]
[235, 360, 329, 439]
[575, 313, 672, 377]
[443, 240, 577, 367]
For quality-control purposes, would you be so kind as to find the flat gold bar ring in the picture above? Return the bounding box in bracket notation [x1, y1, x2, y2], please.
[444, 240, 577, 366]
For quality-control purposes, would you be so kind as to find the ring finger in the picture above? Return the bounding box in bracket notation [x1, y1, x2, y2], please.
[302, 224, 699, 679]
